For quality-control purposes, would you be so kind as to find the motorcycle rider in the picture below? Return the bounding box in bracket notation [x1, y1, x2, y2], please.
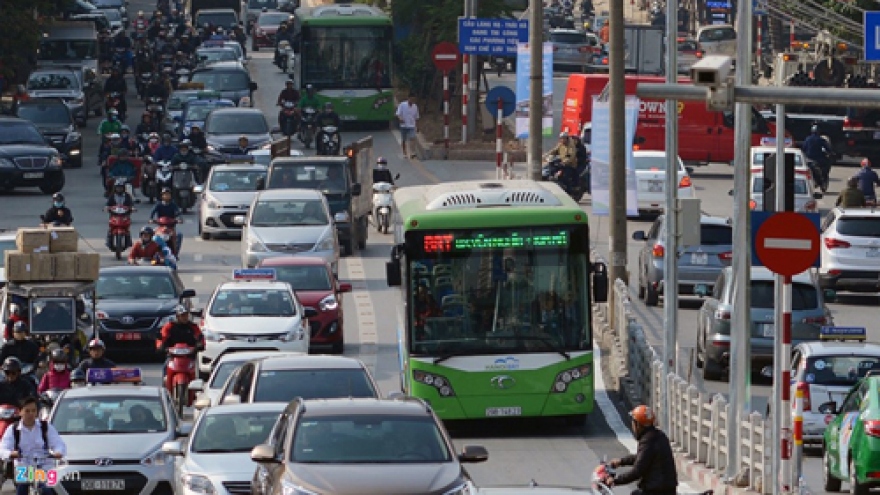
[0, 396, 66, 495]
[801, 125, 834, 190]
[128, 226, 166, 265]
[38, 349, 71, 394]
[277, 79, 301, 130]
[372, 156, 395, 185]
[103, 67, 128, 119]
[573, 134, 590, 193]
[147, 17, 163, 40]
[150, 188, 184, 254]
[299, 84, 321, 113]
[604, 405, 678, 495]
[134, 10, 149, 32]
[546, 131, 579, 188]
[856, 158, 880, 204]
[136, 112, 159, 136]
[836, 176, 867, 208]
[153, 134, 178, 162]
[274, 22, 293, 67]
[170, 139, 204, 182]
[106, 148, 138, 196]
[178, 33, 195, 55]
[316, 102, 341, 153]
[0, 323, 41, 369]
[4, 305, 26, 342]
[41, 193, 74, 226]
[75, 339, 116, 372]
[119, 125, 140, 156]
[97, 108, 123, 136]
[0, 357, 37, 402]
[112, 30, 133, 73]
[157, 305, 204, 383]
[229, 135, 251, 155]
[70, 369, 87, 388]
[145, 133, 161, 155]
[188, 124, 208, 150]
[104, 179, 135, 248]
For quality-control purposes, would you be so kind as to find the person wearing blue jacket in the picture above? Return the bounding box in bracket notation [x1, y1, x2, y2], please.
[856, 158, 880, 203]
[150, 188, 184, 255]
[152, 134, 178, 163]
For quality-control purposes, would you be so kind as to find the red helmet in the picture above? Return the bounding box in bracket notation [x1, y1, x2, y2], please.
[629, 405, 656, 427]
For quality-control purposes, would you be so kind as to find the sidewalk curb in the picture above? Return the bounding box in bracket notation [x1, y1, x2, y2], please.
[675, 455, 761, 495]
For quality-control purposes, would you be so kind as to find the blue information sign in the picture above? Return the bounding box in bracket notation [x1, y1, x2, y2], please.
[458, 18, 528, 55]
[485, 86, 516, 118]
[865, 12, 880, 62]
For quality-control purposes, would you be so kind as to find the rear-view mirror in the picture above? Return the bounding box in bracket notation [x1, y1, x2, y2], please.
[728, 189, 734, 196]
[193, 398, 211, 410]
[251, 444, 280, 464]
[222, 394, 241, 405]
[591, 261, 608, 303]
[180, 289, 196, 300]
[632, 231, 647, 241]
[394, 173, 400, 180]
[193, 184, 204, 194]
[386, 259, 401, 287]
[270, 125, 281, 134]
[351, 183, 361, 196]
[458, 445, 489, 463]
[686, 167, 694, 175]
[161, 441, 183, 455]
[175, 422, 193, 437]
[817, 401, 837, 415]
[813, 192, 823, 200]
[303, 307, 318, 318]
[249, 82, 258, 91]
[693, 284, 709, 297]
[338, 283, 352, 293]
[188, 379, 205, 392]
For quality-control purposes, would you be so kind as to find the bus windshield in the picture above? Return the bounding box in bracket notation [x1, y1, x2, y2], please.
[405, 226, 590, 356]
[301, 26, 392, 89]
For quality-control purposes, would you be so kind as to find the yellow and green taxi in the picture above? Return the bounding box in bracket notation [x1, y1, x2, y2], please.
[822, 372, 880, 494]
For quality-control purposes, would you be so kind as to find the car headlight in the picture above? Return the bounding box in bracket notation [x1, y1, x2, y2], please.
[66, 132, 81, 143]
[159, 314, 176, 326]
[49, 155, 62, 168]
[279, 327, 304, 342]
[239, 96, 251, 107]
[0, 159, 13, 169]
[206, 144, 216, 152]
[206, 198, 220, 209]
[141, 447, 170, 466]
[334, 211, 350, 223]
[319, 294, 338, 312]
[315, 236, 335, 252]
[248, 236, 267, 252]
[443, 483, 469, 495]
[181, 474, 216, 495]
[282, 480, 319, 495]
[202, 328, 221, 342]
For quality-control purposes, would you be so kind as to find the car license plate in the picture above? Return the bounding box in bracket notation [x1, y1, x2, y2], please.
[873, 131, 880, 139]
[691, 253, 708, 265]
[23, 172, 44, 179]
[868, 248, 880, 258]
[486, 407, 522, 417]
[648, 180, 663, 192]
[758, 323, 774, 337]
[82, 480, 125, 491]
[115, 332, 141, 340]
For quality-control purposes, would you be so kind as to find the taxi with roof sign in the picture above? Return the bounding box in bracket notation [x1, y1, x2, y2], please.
[781, 327, 880, 447]
[195, 269, 314, 378]
[47, 367, 192, 495]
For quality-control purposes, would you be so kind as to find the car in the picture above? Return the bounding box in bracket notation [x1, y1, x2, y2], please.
[90, 0, 128, 26]
[696, 24, 737, 61]
[821, 371, 880, 494]
[93, 266, 196, 356]
[819, 207, 880, 293]
[258, 256, 353, 353]
[247, 148, 304, 167]
[163, 89, 202, 136]
[632, 150, 696, 213]
[195, 47, 240, 68]
[632, 214, 733, 306]
[213, 354, 380, 408]
[250, 397, 488, 495]
[179, 97, 236, 139]
[749, 145, 815, 185]
[48, 368, 191, 495]
[195, 8, 240, 32]
[25, 66, 103, 125]
[100, 8, 124, 33]
[0, 231, 15, 286]
[548, 28, 600, 71]
[239, 189, 340, 274]
[196, 269, 314, 378]
[469, 485, 593, 494]
[0, 116, 65, 194]
[676, 38, 703, 74]
[162, 402, 285, 495]
[695, 266, 836, 381]
[221, 41, 248, 66]
[750, 172, 821, 213]
[15, 98, 83, 168]
[196, 163, 268, 239]
[251, 11, 292, 50]
[189, 61, 257, 107]
[205, 107, 275, 154]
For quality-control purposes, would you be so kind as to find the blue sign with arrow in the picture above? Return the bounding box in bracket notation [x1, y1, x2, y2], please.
[485, 86, 516, 118]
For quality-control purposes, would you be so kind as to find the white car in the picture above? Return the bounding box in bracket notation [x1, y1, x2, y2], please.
[632, 151, 696, 213]
[750, 172, 820, 213]
[197, 270, 314, 377]
[819, 207, 880, 292]
[696, 24, 737, 60]
[0, 230, 15, 286]
[162, 402, 285, 495]
[749, 146, 814, 186]
[196, 163, 268, 240]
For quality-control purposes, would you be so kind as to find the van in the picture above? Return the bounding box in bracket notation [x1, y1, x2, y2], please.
[561, 73, 785, 164]
[696, 24, 737, 59]
[37, 21, 101, 78]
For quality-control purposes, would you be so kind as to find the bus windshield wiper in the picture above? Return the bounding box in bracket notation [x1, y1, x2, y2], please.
[516, 336, 571, 360]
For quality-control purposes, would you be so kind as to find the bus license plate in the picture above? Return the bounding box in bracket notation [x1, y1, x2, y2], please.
[116, 332, 141, 340]
[486, 407, 522, 417]
[23, 173, 44, 179]
[82, 480, 125, 491]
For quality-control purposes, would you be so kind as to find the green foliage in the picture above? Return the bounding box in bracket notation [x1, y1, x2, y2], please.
[0, 0, 72, 83]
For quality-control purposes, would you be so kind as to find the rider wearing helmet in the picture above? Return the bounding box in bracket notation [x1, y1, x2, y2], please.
[0, 357, 37, 404]
[38, 349, 72, 393]
[75, 339, 117, 372]
[315, 102, 341, 154]
[104, 178, 135, 250]
[3, 305, 27, 342]
[98, 108, 123, 136]
[299, 84, 321, 113]
[41, 193, 74, 226]
[546, 131, 579, 188]
[856, 158, 880, 203]
[150, 188, 183, 255]
[188, 124, 208, 150]
[277, 79, 300, 107]
[0, 323, 40, 368]
[70, 368, 87, 387]
[170, 138, 203, 177]
[604, 405, 677, 495]
[801, 125, 834, 190]
[157, 305, 204, 382]
[128, 226, 164, 264]
[372, 157, 395, 185]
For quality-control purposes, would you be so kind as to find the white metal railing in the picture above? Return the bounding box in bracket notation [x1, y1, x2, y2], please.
[594, 278, 770, 494]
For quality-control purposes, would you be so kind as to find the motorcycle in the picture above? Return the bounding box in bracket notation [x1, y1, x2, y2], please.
[159, 53, 175, 73]
[137, 71, 153, 98]
[591, 462, 615, 495]
[142, 157, 159, 202]
[0, 404, 19, 485]
[112, 47, 129, 73]
[172, 162, 198, 212]
[316, 125, 341, 156]
[165, 343, 197, 416]
[107, 204, 134, 260]
[542, 157, 587, 202]
[279, 101, 298, 137]
[372, 179, 397, 234]
[299, 107, 317, 148]
[490, 56, 509, 77]
[156, 160, 173, 191]
[146, 96, 165, 122]
[105, 91, 123, 118]
[155, 216, 182, 257]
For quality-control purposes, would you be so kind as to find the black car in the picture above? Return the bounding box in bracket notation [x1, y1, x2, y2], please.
[93, 266, 196, 356]
[204, 107, 277, 154]
[189, 61, 258, 107]
[0, 117, 65, 194]
[16, 98, 83, 168]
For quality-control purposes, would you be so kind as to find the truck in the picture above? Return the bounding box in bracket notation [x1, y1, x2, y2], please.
[187, 0, 244, 26]
[588, 25, 665, 75]
[259, 137, 373, 256]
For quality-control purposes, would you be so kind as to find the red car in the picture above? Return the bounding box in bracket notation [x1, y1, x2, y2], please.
[251, 12, 293, 51]
[257, 256, 352, 353]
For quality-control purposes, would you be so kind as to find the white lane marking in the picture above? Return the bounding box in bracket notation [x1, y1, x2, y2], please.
[194, 253, 204, 262]
[593, 342, 637, 452]
[346, 256, 377, 345]
[764, 238, 812, 250]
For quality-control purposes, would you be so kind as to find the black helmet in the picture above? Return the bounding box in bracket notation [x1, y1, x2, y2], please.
[71, 368, 87, 383]
[140, 226, 155, 236]
[161, 187, 172, 195]
[2, 357, 22, 373]
[12, 321, 27, 334]
[53, 193, 65, 203]
[50, 349, 68, 364]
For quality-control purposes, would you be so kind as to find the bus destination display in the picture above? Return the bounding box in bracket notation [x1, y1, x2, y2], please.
[423, 231, 569, 253]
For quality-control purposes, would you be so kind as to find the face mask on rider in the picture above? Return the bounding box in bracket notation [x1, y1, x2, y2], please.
[54, 202, 64, 208]
[53, 363, 66, 372]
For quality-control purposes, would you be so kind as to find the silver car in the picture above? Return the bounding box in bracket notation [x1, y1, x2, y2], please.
[548, 29, 600, 71]
[239, 189, 339, 274]
[196, 163, 268, 239]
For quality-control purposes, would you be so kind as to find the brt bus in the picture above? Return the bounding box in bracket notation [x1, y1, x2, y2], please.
[385, 180, 608, 422]
[293, 3, 394, 123]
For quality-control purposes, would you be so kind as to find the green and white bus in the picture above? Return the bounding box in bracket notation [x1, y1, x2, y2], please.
[293, 3, 394, 123]
[386, 180, 608, 422]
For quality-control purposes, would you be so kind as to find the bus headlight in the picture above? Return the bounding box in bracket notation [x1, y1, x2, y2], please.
[413, 370, 455, 397]
[550, 364, 591, 393]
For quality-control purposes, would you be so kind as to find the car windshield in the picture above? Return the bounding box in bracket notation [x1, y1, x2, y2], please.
[752, 178, 809, 195]
[197, 49, 238, 64]
[291, 415, 450, 463]
[53, 396, 167, 434]
[249, 0, 276, 7]
[272, 265, 332, 291]
[250, 199, 329, 227]
[633, 155, 686, 171]
[191, 411, 279, 453]
[210, 361, 245, 388]
[751, 281, 818, 310]
[268, 163, 348, 194]
[168, 93, 195, 111]
[698, 27, 736, 42]
[206, 112, 267, 134]
[551, 32, 588, 44]
[38, 40, 98, 60]
[0, 240, 16, 267]
[209, 169, 265, 192]
[27, 73, 80, 91]
[186, 103, 231, 122]
[191, 71, 250, 92]
[254, 369, 376, 402]
[699, 224, 732, 245]
[836, 218, 880, 237]
[0, 122, 47, 145]
[805, 356, 880, 386]
[258, 13, 289, 26]
[752, 152, 804, 167]
[209, 289, 296, 317]
[97, 274, 177, 300]
[17, 104, 72, 125]
[196, 13, 238, 29]
[93, 0, 122, 6]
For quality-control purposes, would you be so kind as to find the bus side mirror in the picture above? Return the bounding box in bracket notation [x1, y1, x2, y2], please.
[592, 262, 608, 303]
[386, 259, 401, 287]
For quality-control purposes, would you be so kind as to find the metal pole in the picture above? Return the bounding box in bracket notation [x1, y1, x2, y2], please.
[782, 275, 793, 492]
[462, 54, 469, 143]
[772, 102, 785, 495]
[608, 0, 627, 289]
[527, 0, 543, 181]
[793, 375, 804, 490]
[727, 0, 753, 480]
[496, 97, 503, 177]
[444, 70, 450, 154]
[661, 0, 679, 433]
[467, 0, 479, 140]
[789, 20, 794, 50]
[776, 103, 794, 494]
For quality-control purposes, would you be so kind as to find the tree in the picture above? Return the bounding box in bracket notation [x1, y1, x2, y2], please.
[0, 0, 72, 84]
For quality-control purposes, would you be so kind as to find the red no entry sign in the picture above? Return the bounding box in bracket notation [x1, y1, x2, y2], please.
[432, 42, 460, 71]
[754, 212, 820, 276]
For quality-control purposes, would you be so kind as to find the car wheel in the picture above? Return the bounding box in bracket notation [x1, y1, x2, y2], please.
[695, 332, 705, 368]
[851, 457, 869, 495]
[637, 274, 646, 299]
[331, 338, 344, 354]
[824, 448, 842, 492]
[702, 356, 722, 381]
[644, 280, 659, 306]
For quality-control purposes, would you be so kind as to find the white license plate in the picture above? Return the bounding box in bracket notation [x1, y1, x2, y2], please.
[486, 407, 522, 417]
[648, 180, 663, 192]
[867, 248, 880, 258]
[758, 323, 774, 338]
[82, 480, 125, 491]
[691, 253, 708, 265]
[873, 131, 880, 139]
[23, 172, 44, 179]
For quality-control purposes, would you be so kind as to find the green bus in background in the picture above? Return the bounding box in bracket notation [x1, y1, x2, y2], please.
[385, 180, 608, 422]
[294, 3, 394, 124]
